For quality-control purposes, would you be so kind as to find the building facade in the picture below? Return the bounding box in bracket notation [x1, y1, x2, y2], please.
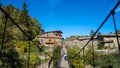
[97, 34, 120, 49]
[65, 34, 120, 50]
[36, 31, 63, 47]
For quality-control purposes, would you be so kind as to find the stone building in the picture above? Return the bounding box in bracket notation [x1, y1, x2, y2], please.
[65, 37, 98, 49]
[65, 34, 120, 50]
[97, 34, 120, 49]
[36, 30, 63, 47]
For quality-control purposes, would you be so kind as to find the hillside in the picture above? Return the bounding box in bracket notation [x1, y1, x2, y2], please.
[0, 4, 43, 41]
[0, 4, 44, 67]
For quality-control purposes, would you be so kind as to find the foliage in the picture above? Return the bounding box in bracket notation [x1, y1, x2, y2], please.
[14, 41, 42, 67]
[90, 29, 102, 36]
[52, 46, 61, 67]
[66, 35, 80, 41]
[67, 44, 120, 68]
[114, 30, 120, 34]
[15, 41, 29, 53]
[90, 29, 95, 36]
[98, 41, 105, 49]
[67, 45, 84, 68]
[39, 45, 49, 55]
[84, 48, 120, 68]
[29, 53, 39, 67]
[0, 4, 44, 68]
[0, 48, 24, 68]
[97, 32, 102, 36]
[94, 54, 120, 68]
[0, 4, 43, 41]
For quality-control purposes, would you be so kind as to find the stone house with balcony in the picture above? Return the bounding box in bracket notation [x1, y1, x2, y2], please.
[97, 34, 120, 49]
[35, 30, 63, 47]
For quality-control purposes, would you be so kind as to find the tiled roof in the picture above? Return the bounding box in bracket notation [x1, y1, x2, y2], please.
[44, 30, 62, 34]
[97, 34, 120, 37]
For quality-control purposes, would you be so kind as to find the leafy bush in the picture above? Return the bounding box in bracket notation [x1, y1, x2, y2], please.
[52, 46, 61, 67]
[67, 45, 84, 68]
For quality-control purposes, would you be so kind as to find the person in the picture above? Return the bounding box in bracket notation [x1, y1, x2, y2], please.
[64, 54, 67, 60]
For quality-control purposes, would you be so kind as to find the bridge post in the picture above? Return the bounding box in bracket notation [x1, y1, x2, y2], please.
[79, 54, 80, 68]
[27, 42, 30, 68]
[45, 52, 46, 68]
[0, 15, 8, 57]
[83, 48, 85, 68]
[111, 10, 120, 54]
[91, 38, 95, 68]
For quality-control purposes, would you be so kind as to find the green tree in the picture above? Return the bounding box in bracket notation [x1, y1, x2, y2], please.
[114, 30, 120, 34]
[19, 2, 43, 40]
[0, 48, 24, 68]
[0, 0, 2, 7]
[90, 29, 95, 36]
[20, 1, 29, 25]
[66, 35, 80, 41]
[97, 32, 102, 36]
[0, 4, 44, 68]
[52, 46, 61, 67]
[67, 45, 84, 68]
[0, 4, 44, 41]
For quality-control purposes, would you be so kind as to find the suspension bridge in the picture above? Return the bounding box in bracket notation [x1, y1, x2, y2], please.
[0, 1, 120, 68]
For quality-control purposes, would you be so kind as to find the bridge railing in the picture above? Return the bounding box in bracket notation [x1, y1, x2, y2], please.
[71, 1, 120, 68]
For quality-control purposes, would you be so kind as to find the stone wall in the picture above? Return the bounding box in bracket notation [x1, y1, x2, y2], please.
[65, 40, 98, 49]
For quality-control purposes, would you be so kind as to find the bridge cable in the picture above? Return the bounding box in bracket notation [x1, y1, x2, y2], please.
[111, 11, 120, 53]
[79, 55, 80, 68]
[0, 6, 51, 57]
[72, 0, 120, 59]
[0, 15, 8, 57]
[83, 48, 85, 68]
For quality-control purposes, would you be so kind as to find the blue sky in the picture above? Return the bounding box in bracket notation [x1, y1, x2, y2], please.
[1, 0, 120, 38]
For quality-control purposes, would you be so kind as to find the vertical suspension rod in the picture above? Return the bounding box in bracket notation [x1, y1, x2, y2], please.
[79, 55, 80, 68]
[92, 38, 95, 68]
[72, 0, 120, 59]
[0, 16, 8, 57]
[112, 11, 120, 53]
[83, 48, 85, 68]
[0, 6, 51, 57]
[28, 42, 30, 68]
